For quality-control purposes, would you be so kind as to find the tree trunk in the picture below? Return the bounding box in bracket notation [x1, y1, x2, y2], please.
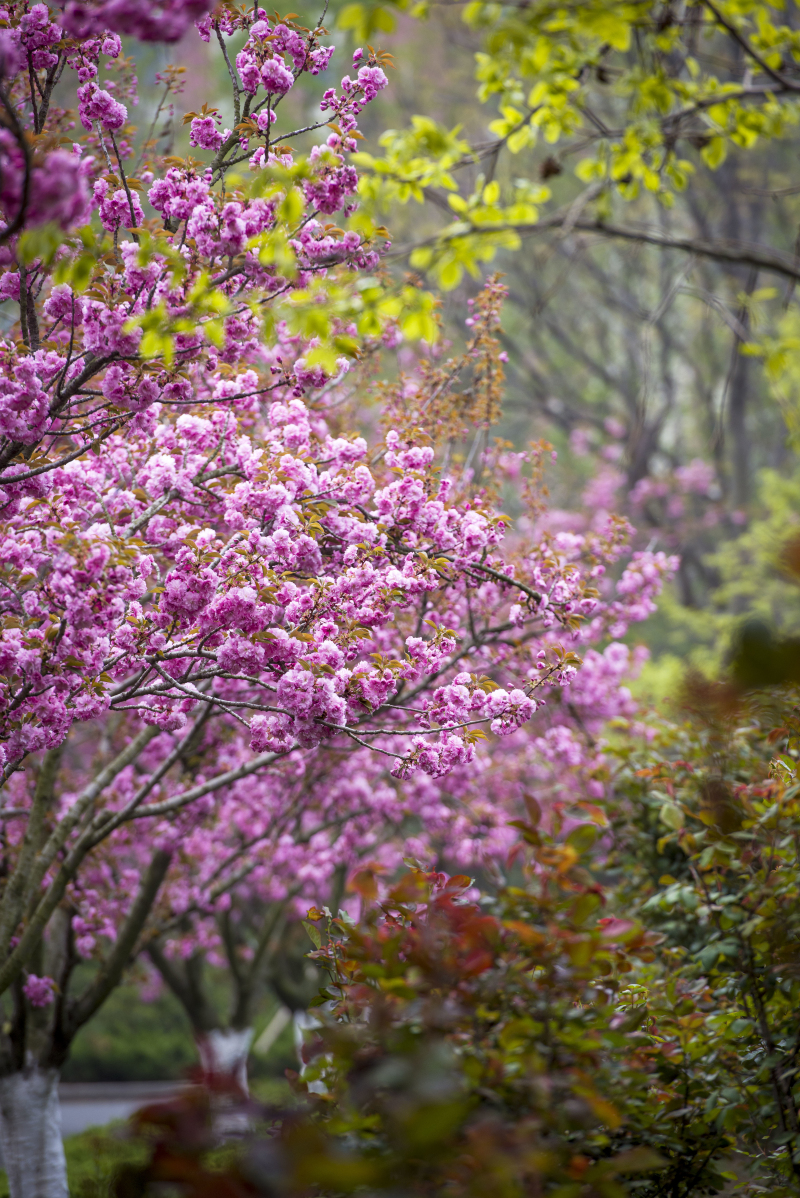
[294, 1010, 327, 1094]
[197, 1026, 254, 1095]
[197, 1028, 254, 1139]
[0, 1066, 67, 1198]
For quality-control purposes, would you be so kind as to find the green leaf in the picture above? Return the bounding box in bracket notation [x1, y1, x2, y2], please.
[333, 334, 361, 359]
[305, 344, 341, 374]
[659, 802, 684, 831]
[571, 891, 602, 924]
[18, 222, 64, 266]
[409, 245, 434, 269]
[701, 137, 727, 169]
[303, 920, 322, 948]
[605, 1148, 667, 1174]
[437, 257, 463, 289]
[566, 823, 598, 853]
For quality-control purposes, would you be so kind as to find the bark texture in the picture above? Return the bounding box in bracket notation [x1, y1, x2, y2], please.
[0, 1066, 67, 1198]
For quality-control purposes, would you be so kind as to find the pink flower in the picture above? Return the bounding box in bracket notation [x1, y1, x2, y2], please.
[63, 0, 214, 43]
[261, 57, 294, 95]
[357, 64, 388, 101]
[0, 140, 92, 231]
[189, 114, 225, 151]
[77, 81, 127, 131]
[236, 50, 261, 94]
[23, 974, 56, 1008]
[93, 178, 144, 231]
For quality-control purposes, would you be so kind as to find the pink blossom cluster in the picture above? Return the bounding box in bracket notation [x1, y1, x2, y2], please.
[226, 13, 336, 104]
[0, 135, 93, 232]
[77, 79, 127, 130]
[571, 549, 677, 640]
[566, 418, 729, 578]
[7, 3, 62, 71]
[93, 177, 144, 231]
[0, 392, 615, 772]
[63, 0, 213, 43]
[189, 112, 225, 151]
[0, 2, 385, 371]
[320, 57, 389, 133]
[0, 342, 81, 442]
[0, 19, 386, 453]
[628, 459, 723, 547]
[422, 674, 539, 737]
[0, 3, 103, 232]
[416, 640, 654, 869]
[22, 973, 56, 1007]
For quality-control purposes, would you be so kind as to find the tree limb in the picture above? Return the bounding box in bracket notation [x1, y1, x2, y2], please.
[398, 215, 800, 284]
[67, 849, 172, 1034]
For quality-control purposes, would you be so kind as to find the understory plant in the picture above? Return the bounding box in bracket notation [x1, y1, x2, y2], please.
[113, 673, 800, 1198]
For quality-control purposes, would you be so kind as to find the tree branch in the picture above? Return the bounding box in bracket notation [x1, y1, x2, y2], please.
[0, 745, 62, 960]
[68, 849, 172, 1034]
[130, 748, 285, 820]
[398, 215, 800, 284]
[702, 0, 800, 93]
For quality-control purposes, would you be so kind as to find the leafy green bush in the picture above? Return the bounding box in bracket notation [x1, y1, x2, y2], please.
[105, 681, 800, 1197]
[604, 681, 800, 1196]
[62, 982, 198, 1084]
[62, 971, 295, 1083]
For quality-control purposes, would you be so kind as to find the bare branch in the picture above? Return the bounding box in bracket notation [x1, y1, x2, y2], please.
[396, 214, 800, 284]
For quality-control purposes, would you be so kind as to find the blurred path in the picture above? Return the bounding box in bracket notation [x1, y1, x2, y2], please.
[0, 1082, 190, 1172]
[58, 1081, 188, 1137]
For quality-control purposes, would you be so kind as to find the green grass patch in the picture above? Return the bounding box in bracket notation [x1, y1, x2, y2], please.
[0, 1081, 296, 1195]
[0, 1123, 148, 1198]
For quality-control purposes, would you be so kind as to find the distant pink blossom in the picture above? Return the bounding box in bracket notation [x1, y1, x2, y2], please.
[23, 974, 56, 1008]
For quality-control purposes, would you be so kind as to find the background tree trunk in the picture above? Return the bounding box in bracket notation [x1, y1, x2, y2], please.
[197, 1027, 254, 1094]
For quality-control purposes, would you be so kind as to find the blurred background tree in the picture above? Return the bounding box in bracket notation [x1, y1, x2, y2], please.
[300, 0, 800, 681]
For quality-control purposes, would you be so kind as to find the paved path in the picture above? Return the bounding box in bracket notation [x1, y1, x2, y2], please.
[0, 1083, 189, 1172]
[59, 1081, 188, 1138]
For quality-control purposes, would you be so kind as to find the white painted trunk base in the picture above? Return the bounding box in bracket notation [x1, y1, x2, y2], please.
[197, 1027, 254, 1095]
[0, 1067, 68, 1198]
[294, 1010, 327, 1094]
[197, 1028, 254, 1139]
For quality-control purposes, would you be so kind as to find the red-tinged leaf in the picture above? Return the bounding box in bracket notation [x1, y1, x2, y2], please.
[349, 868, 378, 900]
[597, 917, 637, 942]
[524, 792, 542, 825]
[443, 874, 472, 891]
[575, 801, 609, 826]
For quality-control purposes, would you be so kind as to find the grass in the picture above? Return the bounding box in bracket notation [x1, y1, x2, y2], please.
[0, 1123, 148, 1198]
[0, 1080, 296, 1196]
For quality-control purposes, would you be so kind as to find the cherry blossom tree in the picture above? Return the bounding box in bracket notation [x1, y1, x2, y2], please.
[0, 4, 676, 1196]
[139, 636, 666, 1097]
[133, 301, 675, 1095]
